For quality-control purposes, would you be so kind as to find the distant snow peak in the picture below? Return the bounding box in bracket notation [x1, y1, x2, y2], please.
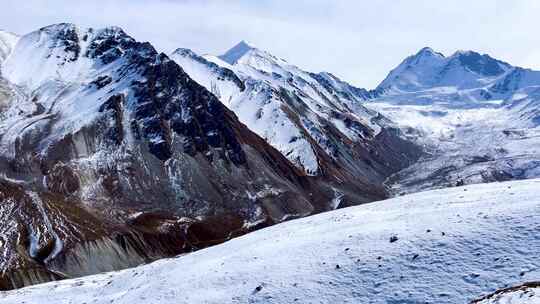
[377, 46, 515, 93]
[1, 23, 138, 91]
[368, 45, 540, 193]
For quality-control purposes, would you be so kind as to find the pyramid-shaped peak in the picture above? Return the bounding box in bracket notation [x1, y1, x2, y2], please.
[219, 40, 259, 65]
[236, 40, 257, 49]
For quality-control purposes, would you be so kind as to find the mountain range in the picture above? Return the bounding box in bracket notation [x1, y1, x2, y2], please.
[0, 23, 539, 298]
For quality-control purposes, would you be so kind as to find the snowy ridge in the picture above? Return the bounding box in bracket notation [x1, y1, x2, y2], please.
[170, 42, 410, 179]
[2, 178, 539, 303]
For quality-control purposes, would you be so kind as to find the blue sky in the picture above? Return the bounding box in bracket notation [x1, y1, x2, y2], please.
[1, 0, 539, 88]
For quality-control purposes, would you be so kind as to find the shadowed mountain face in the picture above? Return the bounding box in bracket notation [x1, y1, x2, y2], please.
[0, 24, 420, 290]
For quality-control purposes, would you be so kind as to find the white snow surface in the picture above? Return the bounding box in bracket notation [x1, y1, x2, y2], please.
[2, 178, 539, 303]
[0, 30, 18, 64]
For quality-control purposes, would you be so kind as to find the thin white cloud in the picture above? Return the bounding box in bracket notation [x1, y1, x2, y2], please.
[1, 0, 539, 87]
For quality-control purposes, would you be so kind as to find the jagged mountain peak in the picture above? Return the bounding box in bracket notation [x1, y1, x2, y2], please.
[33, 23, 135, 51]
[235, 39, 257, 50]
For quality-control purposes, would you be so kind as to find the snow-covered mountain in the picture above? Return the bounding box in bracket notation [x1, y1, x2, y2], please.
[367, 47, 540, 194]
[0, 23, 391, 290]
[3, 178, 539, 303]
[170, 41, 420, 189]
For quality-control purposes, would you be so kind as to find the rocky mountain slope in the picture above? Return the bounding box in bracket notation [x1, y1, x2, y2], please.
[0, 24, 421, 290]
[2, 178, 538, 303]
[0, 23, 398, 290]
[367, 47, 540, 194]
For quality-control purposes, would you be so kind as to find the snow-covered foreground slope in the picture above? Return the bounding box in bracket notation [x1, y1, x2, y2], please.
[2, 179, 539, 303]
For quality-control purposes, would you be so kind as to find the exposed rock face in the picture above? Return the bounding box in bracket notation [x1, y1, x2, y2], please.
[0, 23, 389, 290]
